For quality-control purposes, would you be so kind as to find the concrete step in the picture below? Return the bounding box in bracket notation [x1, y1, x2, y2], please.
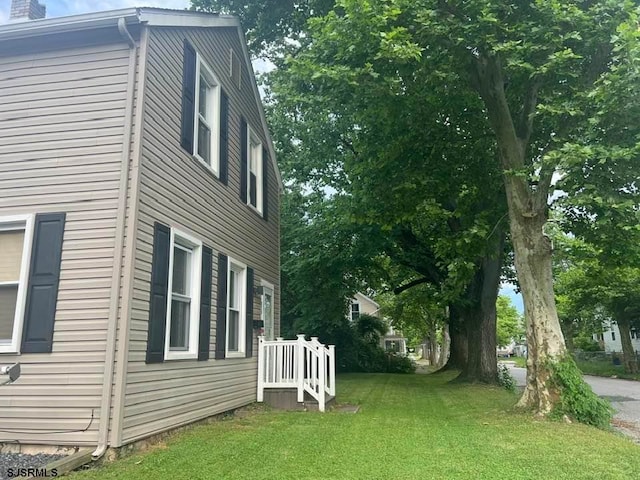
[262, 388, 335, 411]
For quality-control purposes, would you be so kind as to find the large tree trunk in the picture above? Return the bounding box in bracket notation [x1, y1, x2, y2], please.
[439, 322, 450, 368]
[509, 206, 567, 412]
[560, 319, 576, 353]
[456, 235, 502, 384]
[616, 316, 639, 374]
[439, 305, 468, 370]
[428, 326, 439, 365]
[471, 52, 568, 414]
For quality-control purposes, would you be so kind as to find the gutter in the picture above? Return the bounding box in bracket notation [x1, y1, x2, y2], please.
[92, 17, 139, 461]
[0, 9, 140, 41]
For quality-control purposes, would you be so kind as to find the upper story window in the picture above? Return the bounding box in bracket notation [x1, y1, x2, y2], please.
[181, 41, 223, 178]
[0, 215, 33, 353]
[194, 57, 220, 172]
[247, 125, 263, 214]
[165, 229, 202, 360]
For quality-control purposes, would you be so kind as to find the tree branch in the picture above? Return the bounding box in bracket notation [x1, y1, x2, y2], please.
[517, 78, 543, 149]
[533, 160, 555, 212]
[393, 277, 433, 295]
[340, 136, 359, 158]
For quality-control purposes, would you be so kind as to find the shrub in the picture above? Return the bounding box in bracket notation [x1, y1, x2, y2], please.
[574, 335, 602, 352]
[384, 353, 416, 374]
[497, 363, 516, 392]
[549, 356, 613, 429]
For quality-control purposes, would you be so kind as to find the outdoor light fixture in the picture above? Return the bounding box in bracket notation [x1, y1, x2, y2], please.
[0, 363, 20, 385]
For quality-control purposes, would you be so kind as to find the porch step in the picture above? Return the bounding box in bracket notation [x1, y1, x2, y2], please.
[303, 392, 336, 412]
[262, 388, 335, 411]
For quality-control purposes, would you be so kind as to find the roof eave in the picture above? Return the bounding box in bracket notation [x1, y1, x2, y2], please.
[0, 8, 141, 41]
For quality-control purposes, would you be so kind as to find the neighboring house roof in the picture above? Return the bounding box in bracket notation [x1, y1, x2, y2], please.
[0, 7, 282, 191]
[353, 292, 379, 309]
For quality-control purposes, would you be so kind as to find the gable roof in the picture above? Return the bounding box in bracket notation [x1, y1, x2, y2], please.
[353, 292, 380, 309]
[0, 8, 282, 190]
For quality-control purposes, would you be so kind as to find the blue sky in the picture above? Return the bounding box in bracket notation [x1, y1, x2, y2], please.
[500, 284, 524, 314]
[1, 0, 191, 23]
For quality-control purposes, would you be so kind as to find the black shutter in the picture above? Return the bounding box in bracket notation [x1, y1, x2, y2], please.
[21, 213, 65, 353]
[219, 90, 229, 185]
[262, 147, 269, 222]
[198, 246, 213, 361]
[180, 40, 197, 154]
[215, 253, 228, 359]
[240, 117, 248, 203]
[245, 267, 254, 357]
[145, 223, 171, 364]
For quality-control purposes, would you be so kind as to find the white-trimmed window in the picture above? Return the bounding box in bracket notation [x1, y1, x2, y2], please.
[0, 215, 34, 353]
[165, 229, 202, 360]
[226, 259, 246, 357]
[350, 302, 360, 322]
[247, 125, 263, 214]
[193, 54, 221, 175]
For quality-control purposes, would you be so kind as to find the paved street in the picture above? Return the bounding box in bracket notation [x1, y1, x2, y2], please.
[508, 366, 640, 440]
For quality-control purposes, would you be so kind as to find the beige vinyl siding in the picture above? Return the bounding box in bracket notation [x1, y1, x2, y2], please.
[0, 39, 131, 446]
[120, 26, 280, 445]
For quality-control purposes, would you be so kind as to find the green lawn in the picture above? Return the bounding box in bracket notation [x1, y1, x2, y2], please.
[72, 372, 640, 480]
[576, 359, 640, 381]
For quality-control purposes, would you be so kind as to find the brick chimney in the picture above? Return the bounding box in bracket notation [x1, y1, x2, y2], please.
[10, 0, 46, 21]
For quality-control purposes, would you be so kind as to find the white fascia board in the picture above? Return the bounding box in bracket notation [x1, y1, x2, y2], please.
[138, 9, 238, 28]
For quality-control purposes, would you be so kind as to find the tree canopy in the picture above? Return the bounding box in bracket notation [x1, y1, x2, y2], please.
[194, 0, 640, 423]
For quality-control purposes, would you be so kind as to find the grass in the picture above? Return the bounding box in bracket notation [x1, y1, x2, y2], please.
[575, 359, 640, 381]
[71, 372, 640, 480]
[511, 356, 527, 368]
[506, 355, 639, 381]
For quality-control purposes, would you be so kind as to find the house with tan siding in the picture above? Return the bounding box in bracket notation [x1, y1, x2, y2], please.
[0, 1, 280, 455]
[349, 293, 407, 354]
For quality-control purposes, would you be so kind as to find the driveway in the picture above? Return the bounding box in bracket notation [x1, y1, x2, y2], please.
[508, 365, 640, 441]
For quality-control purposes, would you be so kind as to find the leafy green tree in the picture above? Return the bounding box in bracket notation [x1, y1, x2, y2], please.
[196, 0, 510, 386]
[190, 0, 334, 55]
[554, 234, 640, 374]
[496, 295, 524, 348]
[378, 283, 447, 365]
[195, 0, 637, 419]
[554, 19, 640, 374]
[280, 0, 635, 415]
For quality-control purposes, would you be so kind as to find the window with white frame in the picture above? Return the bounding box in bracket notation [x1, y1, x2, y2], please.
[226, 260, 246, 356]
[193, 55, 221, 174]
[165, 229, 202, 360]
[350, 302, 360, 322]
[247, 126, 263, 213]
[0, 215, 33, 353]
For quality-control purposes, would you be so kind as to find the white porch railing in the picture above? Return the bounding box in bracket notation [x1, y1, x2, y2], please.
[257, 334, 336, 412]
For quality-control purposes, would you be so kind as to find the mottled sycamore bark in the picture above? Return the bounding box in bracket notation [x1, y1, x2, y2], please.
[471, 53, 567, 413]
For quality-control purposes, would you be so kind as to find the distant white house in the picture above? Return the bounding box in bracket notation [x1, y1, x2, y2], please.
[594, 323, 640, 353]
[348, 293, 408, 355]
[349, 292, 381, 321]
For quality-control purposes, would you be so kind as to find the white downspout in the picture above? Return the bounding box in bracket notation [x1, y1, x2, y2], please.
[92, 17, 138, 460]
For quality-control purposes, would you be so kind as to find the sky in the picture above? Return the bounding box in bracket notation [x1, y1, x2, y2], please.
[500, 284, 524, 314]
[0, 0, 191, 24]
